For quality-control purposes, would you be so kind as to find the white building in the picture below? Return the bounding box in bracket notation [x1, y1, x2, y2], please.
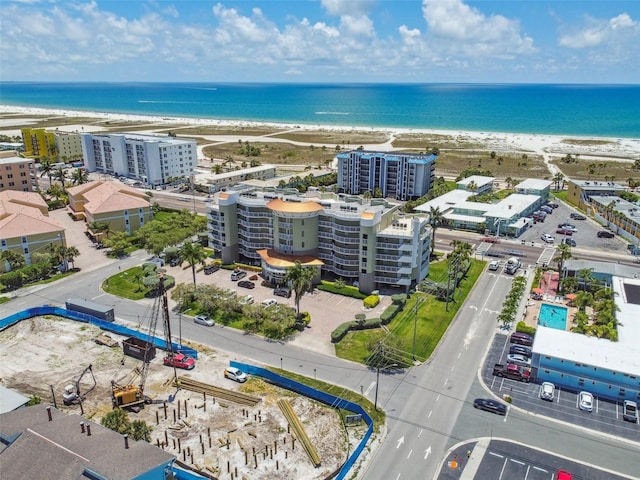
[194, 165, 277, 192]
[80, 133, 197, 186]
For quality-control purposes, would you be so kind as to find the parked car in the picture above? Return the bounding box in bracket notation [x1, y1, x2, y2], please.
[239, 295, 254, 305]
[541, 233, 555, 244]
[274, 287, 291, 298]
[509, 345, 532, 357]
[556, 470, 573, 480]
[597, 230, 615, 238]
[546, 202, 559, 209]
[540, 206, 553, 214]
[204, 264, 220, 275]
[230, 270, 247, 281]
[578, 391, 593, 412]
[557, 223, 577, 231]
[556, 228, 574, 236]
[163, 353, 195, 370]
[170, 258, 181, 267]
[194, 314, 214, 327]
[261, 298, 277, 307]
[540, 382, 555, 401]
[238, 280, 255, 289]
[570, 213, 586, 220]
[507, 354, 532, 367]
[224, 367, 248, 383]
[563, 238, 577, 247]
[473, 398, 507, 416]
[510, 332, 533, 346]
[488, 260, 499, 271]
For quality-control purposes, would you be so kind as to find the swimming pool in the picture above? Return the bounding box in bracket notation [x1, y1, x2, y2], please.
[538, 303, 568, 330]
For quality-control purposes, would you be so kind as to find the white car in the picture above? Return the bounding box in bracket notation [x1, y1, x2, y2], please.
[224, 367, 248, 383]
[579, 391, 593, 412]
[540, 382, 555, 401]
[488, 260, 499, 271]
[507, 354, 532, 367]
[541, 233, 555, 244]
[193, 314, 214, 327]
[261, 298, 277, 307]
[239, 295, 254, 305]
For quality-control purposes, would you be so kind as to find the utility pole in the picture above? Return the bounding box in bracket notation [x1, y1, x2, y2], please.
[374, 342, 382, 411]
[412, 298, 422, 360]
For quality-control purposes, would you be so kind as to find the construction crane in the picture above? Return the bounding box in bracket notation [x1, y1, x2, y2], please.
[62, 364, 96, 406]
[111, 274, 182, 411]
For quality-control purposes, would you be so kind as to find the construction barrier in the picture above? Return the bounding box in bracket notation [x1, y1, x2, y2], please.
[0, 305, 198, 358]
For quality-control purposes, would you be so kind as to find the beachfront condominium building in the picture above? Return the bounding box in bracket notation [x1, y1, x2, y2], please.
[336, 150, 437, 200]
[208, 188, 431, 293]
[21, 128, 56, 160]
[53, 130, 84, 162]
[79, 133, 197, 186]
[0, 156, 39, 192]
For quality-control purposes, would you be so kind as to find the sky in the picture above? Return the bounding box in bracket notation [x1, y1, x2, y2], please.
[1, 0, 639, 84]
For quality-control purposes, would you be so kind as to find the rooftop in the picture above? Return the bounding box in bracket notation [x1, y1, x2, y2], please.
[515, 178, 552, 191]
[67, 181, 150, 214]
[571, 180, 627, 191]
[0, 156, 33, 165]
[457, 175, 495, 187]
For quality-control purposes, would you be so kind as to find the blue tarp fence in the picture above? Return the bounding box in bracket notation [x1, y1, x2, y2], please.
[0, 306, 198, 358]
[230, 361, 374, 480]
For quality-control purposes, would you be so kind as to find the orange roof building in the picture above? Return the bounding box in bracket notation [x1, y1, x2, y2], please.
[208, 189, 432, 294]
[0, 191, 65, 272]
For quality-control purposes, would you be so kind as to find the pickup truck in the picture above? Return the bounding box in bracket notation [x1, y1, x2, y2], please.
[163, 353, 195, 370]
[623, 400, 638, 423]
[493, 363, 532, 383]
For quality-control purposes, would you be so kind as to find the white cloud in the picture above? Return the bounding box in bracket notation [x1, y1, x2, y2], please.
[559, 12, 639, 48]
[321, 0, 374, 17]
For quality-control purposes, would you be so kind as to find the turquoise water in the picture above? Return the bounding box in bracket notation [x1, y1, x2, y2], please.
[539, 304, 568, 330]
[1, 82, 639, 137]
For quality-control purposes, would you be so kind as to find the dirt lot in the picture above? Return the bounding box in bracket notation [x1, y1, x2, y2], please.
[0, 317, 366, 479]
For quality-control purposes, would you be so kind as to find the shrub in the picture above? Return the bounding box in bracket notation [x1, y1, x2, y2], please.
[391, 294, 407, 306]
[380, 304, 400, 324]
[363, 317, 381, 328]
[516, 321, 536, 336]
[331, 322, 355, 343]
[162, 276, 176, 289]
[317, 281, 367, 299]
[363, 295, 380, 309]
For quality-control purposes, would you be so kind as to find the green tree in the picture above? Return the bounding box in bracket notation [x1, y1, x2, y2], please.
[1, 249, 26, 270]
[130, 420, 153, 441]
[70, 167, 89, 185]
[39, 157, 53, 182]
[88, 221, 111, 241]
[284, 261, 316, 316]
[51, 166, 67, 190]
[101, 408, 131, 435]
[554, 243, 572, 272]
[105, 231, 131, 257]
[65, 246, 80, 269]
[178, 241, 207, 286]
[428, 206, 446, 256]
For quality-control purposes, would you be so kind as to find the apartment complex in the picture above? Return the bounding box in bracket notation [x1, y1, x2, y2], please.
[194, 165, 277, 193]
[336, 150, 437, 200]
[0, 191, 65, 273]
[67, 181, 153, 234]
[208, 189, 431, 293]
[80, 133, 197, 186]
[54, 130, 84, 161]
[21, 128, 56, 160]
[0, 156, 38, 192]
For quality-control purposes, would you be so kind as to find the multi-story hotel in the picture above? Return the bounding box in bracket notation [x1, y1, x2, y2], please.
[80, 133, 197, 186]
[21, 128, 56, 160]
[0, 156, 39, 192]
[336, 150, 437, 200]
[207, 188, 431, 293]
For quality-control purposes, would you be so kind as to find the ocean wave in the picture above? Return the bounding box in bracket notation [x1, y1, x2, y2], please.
[315, 111, 350, 115]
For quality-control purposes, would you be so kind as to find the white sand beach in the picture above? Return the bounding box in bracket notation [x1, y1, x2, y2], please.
[2, 105, 639, 165]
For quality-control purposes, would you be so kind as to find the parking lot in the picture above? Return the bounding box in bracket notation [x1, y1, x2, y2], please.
[161, 260, 392, 356]
[515, 200, 629, 254]
[481, 334, 640, 443]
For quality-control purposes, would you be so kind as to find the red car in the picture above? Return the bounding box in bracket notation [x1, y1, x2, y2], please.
[556, 470, 572, 480]
[556, 228, 573, 236]
[163, 353, 195, 370]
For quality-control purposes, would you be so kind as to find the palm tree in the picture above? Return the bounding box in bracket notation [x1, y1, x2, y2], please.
[178, 241, 207, 285]
[552, 172, 564, 191]
[1, 249, 26, 271]
[70, 168, 89, 185]
[576, 268, 596, 291]
[88, 221, 111, 241]
[39, 157, 53, 182]
[65, 246, 80, 269]
[284, 260, 316, 317]
[554, 243, 572, 273]
[428, 206, 445, 256]
[52, 166, 67, 190]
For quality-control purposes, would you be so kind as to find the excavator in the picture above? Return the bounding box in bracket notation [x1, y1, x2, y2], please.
[62, 364, 96, 406]
[111, 274, 192, 411]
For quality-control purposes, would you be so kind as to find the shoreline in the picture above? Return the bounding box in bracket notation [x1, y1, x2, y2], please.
[2, 104, 640, 160]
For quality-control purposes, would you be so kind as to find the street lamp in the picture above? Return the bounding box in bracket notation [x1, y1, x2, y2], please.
[374, 362, 399, 411]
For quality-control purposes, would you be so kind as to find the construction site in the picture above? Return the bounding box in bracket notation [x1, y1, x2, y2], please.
[0, 280, 368, 479]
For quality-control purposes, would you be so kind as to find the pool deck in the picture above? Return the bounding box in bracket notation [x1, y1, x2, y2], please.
[522, 295, 577, 332]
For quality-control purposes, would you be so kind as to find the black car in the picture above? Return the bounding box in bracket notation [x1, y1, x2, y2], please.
[546, 202, 559, 209]
[509, 345, 532, 358]
[238, 280, 255, 289]
[597, 230, 615, 238]
[170, 258, 181, 267]
[563, 238, 577, 247]
[204, 264, 219, 275]
[570, 213, 586, 220]
[274, 287, 291, 298]
[473, 398, 507, 415]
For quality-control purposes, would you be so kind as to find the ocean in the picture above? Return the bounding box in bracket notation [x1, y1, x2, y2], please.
[1, 82, 639, 138]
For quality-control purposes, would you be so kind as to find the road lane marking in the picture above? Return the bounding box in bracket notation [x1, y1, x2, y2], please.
[396, 436, 405, 448]
[424, 446, 432, 460]
[436, 394, 440, 402]
[92, 294, 106, 300]
[443, 378, 448, 386]
[418, 429, 423, 438]
[489, 452, 504, 458]
[510, 459, 525, 465]
[427, 410, 432, 419]
[364, 382, 375, 396]
[407, 449, 412, 459]
[450, 365, 455, 372]
[457, 352, 462, 359]
[533, 466, 548, 472]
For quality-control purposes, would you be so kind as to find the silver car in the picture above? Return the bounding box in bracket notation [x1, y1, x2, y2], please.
[540, 382, 555, 401]
[507, 353, 532, 367]
[579, 391, 593, 412]
[194, 314, 214, 327]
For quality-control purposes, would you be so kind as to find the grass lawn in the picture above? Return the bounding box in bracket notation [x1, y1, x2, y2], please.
[103, 267, 152, 300]
[335, 259, 486, 365]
